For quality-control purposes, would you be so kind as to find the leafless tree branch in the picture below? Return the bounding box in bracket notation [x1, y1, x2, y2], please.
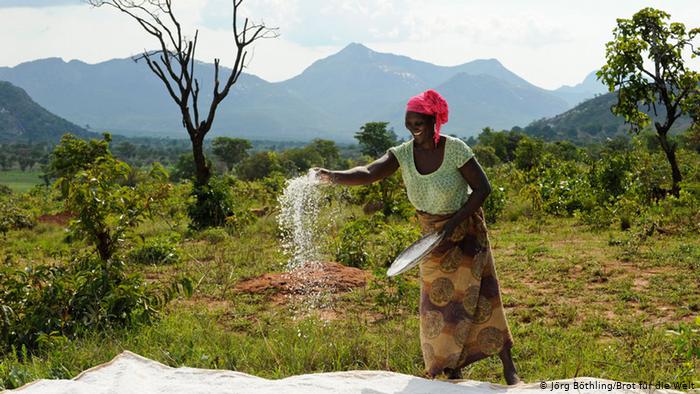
[86, 0, 278, 186]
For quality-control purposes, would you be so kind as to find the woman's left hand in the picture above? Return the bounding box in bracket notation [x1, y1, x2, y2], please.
[441, 219, 459, 241]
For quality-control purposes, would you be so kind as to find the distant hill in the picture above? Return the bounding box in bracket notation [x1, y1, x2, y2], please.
[0, 44, 588, 142]
[552, 70, 608, 108]
[0, 81, 97, 144]
[521, 91, 692, 145]
[278, 43, 566, 134]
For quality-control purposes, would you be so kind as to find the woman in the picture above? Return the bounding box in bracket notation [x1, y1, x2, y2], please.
[314, 89, 520, 385]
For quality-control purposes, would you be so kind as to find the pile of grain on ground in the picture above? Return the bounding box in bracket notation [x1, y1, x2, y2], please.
[233, 261, 368, 297]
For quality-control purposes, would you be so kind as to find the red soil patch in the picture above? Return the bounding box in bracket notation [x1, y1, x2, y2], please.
[234, 261, 368, 298]
[37, 211, 74, 226]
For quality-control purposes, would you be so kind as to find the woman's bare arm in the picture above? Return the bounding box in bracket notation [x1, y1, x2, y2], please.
[442, 158, 492, 238]
[314, 151, 399, 186]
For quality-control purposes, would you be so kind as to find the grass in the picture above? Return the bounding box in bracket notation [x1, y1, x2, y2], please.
[0, 170, 44, 193]
[1, 204, 698, 390]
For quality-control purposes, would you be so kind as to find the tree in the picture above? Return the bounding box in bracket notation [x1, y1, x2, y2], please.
[114, 141, 137, 160]
[307, 138, 342, 169]
[354, 122, 398, 159]
[473, 145, 501, 167]
[476, 127, 524, 163]
[171, 152, 213, 183]
[236, 151, 284, 181]
[354, 122, 399, 217]
[597, 7, 700, 196]
[514, 137, 545, 171]
[44, 133, 113, 195]
[87, 0, 277, 228]
[212, 137, 251, 172]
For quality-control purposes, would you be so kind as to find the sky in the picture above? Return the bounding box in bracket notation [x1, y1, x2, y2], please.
[1, 0, 699, 90]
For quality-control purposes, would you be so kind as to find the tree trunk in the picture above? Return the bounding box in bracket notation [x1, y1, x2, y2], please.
[191, 132, 211, 187]
[656, 131, 682, 197]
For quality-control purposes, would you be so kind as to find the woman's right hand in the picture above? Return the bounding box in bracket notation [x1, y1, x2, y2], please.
[311, 167, 335, 184]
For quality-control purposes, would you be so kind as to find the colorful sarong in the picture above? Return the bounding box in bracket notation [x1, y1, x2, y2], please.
[415, 207, 514, 377]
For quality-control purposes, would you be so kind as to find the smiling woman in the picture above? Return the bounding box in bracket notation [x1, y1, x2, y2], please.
[312, 89, 520, 384]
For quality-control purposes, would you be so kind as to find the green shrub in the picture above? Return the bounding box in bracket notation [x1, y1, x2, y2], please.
[186, 175, 236, 230]
[335, 217, 372, 268]
[346, 173, 414, 220]
[373, 222, 421, 268]
[369, 266, 420, 313]
[483, 186, 506, 223]
[55, 154, 170, 262]
[0, 255, 192, 355]
[0, 196, 36, 236]
[128, 238, 180, 265]
[224, 208, 257, 235]
[193, 227, 229, 244]
[537, 160, 592, 216]
[589, 152, 634, 203]
[574, 205, 615, 229]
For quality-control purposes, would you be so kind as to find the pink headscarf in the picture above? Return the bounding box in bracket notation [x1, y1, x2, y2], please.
[406, 89, 449, 146]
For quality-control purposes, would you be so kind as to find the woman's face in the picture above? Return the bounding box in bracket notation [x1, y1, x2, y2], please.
[405, 111, 435, 144]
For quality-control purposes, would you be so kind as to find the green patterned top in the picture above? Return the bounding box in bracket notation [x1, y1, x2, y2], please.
[388, 135, 475, 215]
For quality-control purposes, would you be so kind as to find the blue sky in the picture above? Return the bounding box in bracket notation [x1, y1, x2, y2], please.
[2, 0, 699, 89]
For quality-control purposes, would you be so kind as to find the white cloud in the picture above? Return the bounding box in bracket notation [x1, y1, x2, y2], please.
[1, 0, 699, 89]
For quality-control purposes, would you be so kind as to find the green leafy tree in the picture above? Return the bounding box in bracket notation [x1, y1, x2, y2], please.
[597, 7, 700, 196]
[355, 122, 398, 159]
[236, 151, 284, 181]
[43, 133, 112, 194]
[212, 137, 252, 172]
[514, 137, 545, 171]
[280, 147, 323, 175]
[171, 153, 213, 183]
[55, 156, 169, 262]
[307, 138, 342, 169]
[546, 141, 581, 162]
[114, 141, 137, 160]
[352, 122, 398, 217]
[473, 145, 501, 167]
[477, 128, 524, 163]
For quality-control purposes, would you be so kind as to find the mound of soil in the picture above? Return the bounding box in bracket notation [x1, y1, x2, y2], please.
[37, 211, 74, 226]
[234, 261, 368, 297]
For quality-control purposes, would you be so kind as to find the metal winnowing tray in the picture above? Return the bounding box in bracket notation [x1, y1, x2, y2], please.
[387, 231, 445, 277]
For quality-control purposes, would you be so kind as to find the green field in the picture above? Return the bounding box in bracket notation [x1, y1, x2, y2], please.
[0, 170, 44, 193]
[1, 205, 698, 389]
[1, 132, 699, 390]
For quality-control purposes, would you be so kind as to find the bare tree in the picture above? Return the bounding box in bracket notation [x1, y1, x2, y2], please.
[87, 0, 278, 188]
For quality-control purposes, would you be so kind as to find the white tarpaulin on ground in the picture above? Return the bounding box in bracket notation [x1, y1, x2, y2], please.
[9, 351, 685, 394]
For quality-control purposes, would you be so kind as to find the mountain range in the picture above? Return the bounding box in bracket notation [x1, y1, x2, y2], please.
[522, 90, 692, 144]
[0, 43, 608, 142]
[0, 81, 97, 144]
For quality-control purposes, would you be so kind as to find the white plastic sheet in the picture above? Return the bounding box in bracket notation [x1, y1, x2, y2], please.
[10, 351, 684, 394]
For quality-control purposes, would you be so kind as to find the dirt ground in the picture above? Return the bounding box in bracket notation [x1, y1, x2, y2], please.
[233, 261, 369, 303]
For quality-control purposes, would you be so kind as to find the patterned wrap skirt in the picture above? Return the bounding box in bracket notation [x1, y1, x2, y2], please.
[415, 207, 514, 377]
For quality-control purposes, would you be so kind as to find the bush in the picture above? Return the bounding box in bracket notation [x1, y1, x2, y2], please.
[535, 160, 592, 216]
[56, 157, 169, 262]
[186, 175, 236, 230]
[0, 255, 192, 355]
[334, 214, 421, 270]
[373, 222, 421, 268]
[0, 196, 36, 236]
[588, 152, 634, 203]
[347, 173, 414, 220]
[483, 186, 506, 223]
[192, 227, 229, 244]
[335, 217, 372, 268]
[128, 238, 180, 265]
